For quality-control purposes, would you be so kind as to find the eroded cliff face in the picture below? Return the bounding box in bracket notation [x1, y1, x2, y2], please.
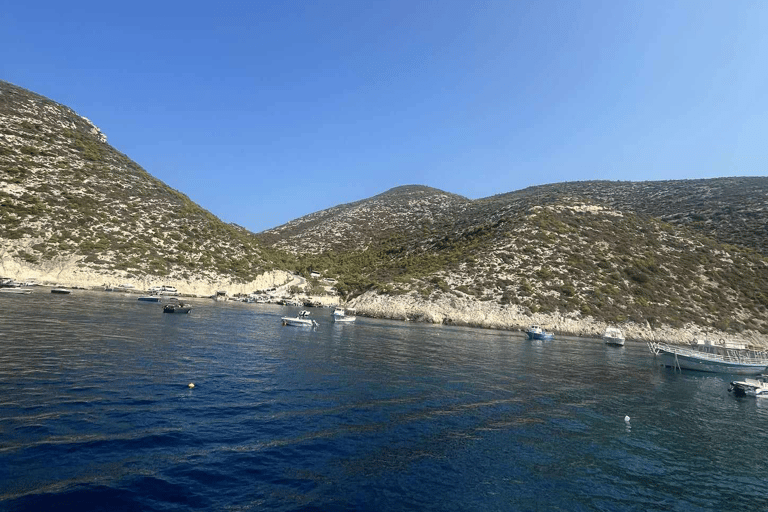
[350, 291, 768, 348]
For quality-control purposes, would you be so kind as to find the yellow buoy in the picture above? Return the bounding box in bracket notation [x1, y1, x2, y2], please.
[188, 383, 195, 389]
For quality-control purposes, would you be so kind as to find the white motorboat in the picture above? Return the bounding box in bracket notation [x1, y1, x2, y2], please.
[332, 307, 356, 323]
[603, 326, 625, 346]
[729, 377, 768, 397]
[281, 310, 318, 327]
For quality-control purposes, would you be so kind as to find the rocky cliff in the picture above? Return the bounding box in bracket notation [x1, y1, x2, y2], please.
[0, 80, 293, 296]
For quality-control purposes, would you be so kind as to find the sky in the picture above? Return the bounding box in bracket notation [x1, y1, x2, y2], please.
[2, 1, 767, 232]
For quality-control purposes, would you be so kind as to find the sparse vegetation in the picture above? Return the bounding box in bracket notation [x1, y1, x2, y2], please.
[3, 79, 768, 336]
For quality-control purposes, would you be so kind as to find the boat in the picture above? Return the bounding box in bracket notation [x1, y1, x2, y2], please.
[603, 326, 625, 346]
[163, 302, 191, 314]
[331, 307, 356, 323]
[147, 285, 179, 296]
[0, 287, 32, 294]
[647, 339, 768, 375]
[138, 296, 163, 302]
[526, 325, 554, 341]
[281, 310, 318, 327]
[0, 277, 20, 288]
[729, 376, 768, 397]
[51, 288, 72, 294]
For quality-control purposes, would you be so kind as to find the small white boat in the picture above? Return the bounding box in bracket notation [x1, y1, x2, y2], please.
[282, 310, 318, 327]
[603, 326, 625, 346]
[51, 288, 72, 294]
[332, 307, 356, 323]
[729, 377, 768, 397]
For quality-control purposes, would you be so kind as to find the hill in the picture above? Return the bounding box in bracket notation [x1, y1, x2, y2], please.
[486, 178, 768, 256]
[263, 181, 768, 341]
[2, 80, 768, 344]
[258, 185, 471, 254]
[0, 80, 294, 295]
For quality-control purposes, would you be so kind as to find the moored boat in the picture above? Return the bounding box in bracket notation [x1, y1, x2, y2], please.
[138, 296, 163, 302]
[648, 339, 768, 375]
[526, 325, 554, 341]
[332, 307, 356, 323]
[51, 288, 72, 294]
[603, 326, 625, 346]
[282, 310, 318, 327]
[729, 377, 768, 397]
[0, 287, 32, 294]
[163, 302, 191, 314]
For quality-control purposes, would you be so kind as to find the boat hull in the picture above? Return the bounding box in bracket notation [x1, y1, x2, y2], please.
[0, 288, 32, 294]
[163, 306, 191, 314]
[651, 345, 768, 375]
[604, 336, 625, 346]
[657, 353, 765, 374]
[526, 331, 554, 341]
[282, 317, 317, 327]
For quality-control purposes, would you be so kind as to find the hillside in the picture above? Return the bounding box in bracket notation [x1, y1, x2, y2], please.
[0, 80, 293, 294]
[486, 178, 768, 257]
[264, 182, 768, 340]
[258, 185, 471, 254]
[2, 80, 768, 344]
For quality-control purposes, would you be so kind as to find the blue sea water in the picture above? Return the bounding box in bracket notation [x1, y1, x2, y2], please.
[1, 290, 768, 511]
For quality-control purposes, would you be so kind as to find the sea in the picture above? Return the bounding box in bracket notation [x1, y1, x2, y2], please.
[2, 290, 768, 511]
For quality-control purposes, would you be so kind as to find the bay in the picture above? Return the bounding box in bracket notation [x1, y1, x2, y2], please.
[1, 290, 767, 511]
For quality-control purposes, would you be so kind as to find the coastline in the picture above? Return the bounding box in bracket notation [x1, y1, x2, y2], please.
[350, 291, 768, 349]
[4, 256, 767, 348]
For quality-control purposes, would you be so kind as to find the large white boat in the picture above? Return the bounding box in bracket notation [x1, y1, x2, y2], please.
[331, 307, 356, 323]
[648, 339, 768, 375]
[603, 326, 625, 346]
[281, 310, 318, 328]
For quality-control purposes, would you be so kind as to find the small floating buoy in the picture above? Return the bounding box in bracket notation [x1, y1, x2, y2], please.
[188, 383, 195, 389]
[624, 415, 630, 422]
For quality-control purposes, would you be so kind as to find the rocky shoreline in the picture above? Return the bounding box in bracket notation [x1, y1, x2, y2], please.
[4, 256, 768, 349]
[350, 291, 768, 349]
[0, 256, 297, 298]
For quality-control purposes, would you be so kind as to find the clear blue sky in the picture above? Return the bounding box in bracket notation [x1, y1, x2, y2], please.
[3, 1, 767, 232]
